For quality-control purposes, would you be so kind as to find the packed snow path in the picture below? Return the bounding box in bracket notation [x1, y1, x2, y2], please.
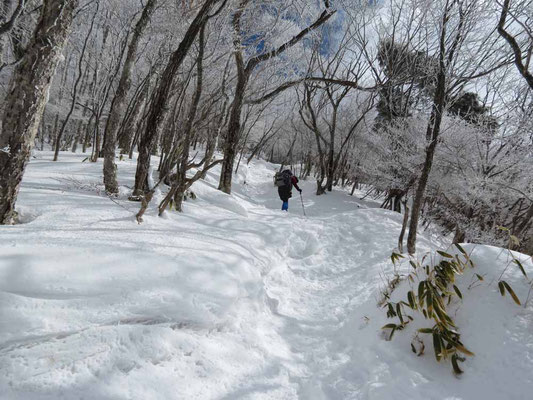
[1, 152, 532, 399]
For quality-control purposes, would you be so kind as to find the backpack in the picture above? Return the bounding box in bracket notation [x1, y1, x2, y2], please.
[274, 170, 292, 187]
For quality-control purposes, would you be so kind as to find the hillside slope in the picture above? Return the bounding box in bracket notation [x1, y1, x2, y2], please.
[0, 152, 531, 399]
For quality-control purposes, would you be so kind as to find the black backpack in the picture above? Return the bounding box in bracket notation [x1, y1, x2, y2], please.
[274, 170, 292, 187]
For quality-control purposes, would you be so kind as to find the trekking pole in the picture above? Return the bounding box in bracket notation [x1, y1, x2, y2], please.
[299, 192, 306, 217]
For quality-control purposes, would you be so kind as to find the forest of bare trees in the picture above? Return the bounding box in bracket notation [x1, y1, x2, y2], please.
[0, 0, 531, 255]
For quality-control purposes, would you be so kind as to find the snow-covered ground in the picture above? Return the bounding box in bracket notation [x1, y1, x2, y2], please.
[0, 152, 532, 399]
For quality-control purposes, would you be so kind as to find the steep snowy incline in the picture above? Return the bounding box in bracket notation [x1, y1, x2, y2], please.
[0, 152, 532, 400]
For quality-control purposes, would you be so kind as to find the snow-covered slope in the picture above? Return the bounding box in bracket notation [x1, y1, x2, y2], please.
[0, 152, 531, 399]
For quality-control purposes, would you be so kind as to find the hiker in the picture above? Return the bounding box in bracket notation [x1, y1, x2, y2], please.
[274, 169, 301, 211]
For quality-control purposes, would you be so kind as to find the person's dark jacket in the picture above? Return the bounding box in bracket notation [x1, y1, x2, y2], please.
[278, 175, 301, 202]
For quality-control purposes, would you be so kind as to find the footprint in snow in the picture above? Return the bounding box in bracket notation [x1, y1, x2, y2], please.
[288, 230, 321, 259]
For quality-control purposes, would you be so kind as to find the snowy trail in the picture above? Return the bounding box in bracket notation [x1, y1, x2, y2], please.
[1, 153, 532, 400]
[259, 217, 394, 398]
[217, 170, 434, 398]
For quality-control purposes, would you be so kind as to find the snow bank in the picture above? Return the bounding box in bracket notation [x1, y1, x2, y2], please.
[365, 244, 533, 399]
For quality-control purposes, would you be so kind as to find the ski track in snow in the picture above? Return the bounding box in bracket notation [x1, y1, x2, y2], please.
[0, 152, 532, 400]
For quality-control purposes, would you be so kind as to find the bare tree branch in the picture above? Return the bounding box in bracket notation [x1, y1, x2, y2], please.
[0, 0, 25, 36]
[497, 0, 533, 88]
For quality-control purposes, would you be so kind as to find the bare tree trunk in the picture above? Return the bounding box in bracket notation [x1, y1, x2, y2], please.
[95, 35, 131, 162]
[53, 2, 97, 161]
[406, 99, 446, 254]
[40, 123, 46, 150]
[91, 119, 101, 162]
[217, 1, 250, 193]
[133, 0, 222, 196]
[118, 78, 149, 153]
[82, 113, 94, 153]
[406, 35, 448, 255]
[103, 0, 157, 194]
[350, 180, 357, 196]
[326, 145, 335, 191]
[404, 0, 470, 255]
[0, 0, 77, 224]
[218, 1, 334, 194]
[129, 109, 149, 159]
[159, 23, 206, 214]
[71, 119, 83, 153]
[51, 113, 59, 148]
[218, 69, 248, 193]
[72, 99, 89, 152]
[452, 226, 465, 244]
[398, 199, 409, 253]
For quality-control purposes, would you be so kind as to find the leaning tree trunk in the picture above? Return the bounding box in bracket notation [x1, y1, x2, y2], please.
[103, 0, 157, 194]
[118, 77, 149, 154]
[171, 25, 205, 211]
[0, 0, 77, 225]
[159, 23, 206, 214]
[133, 0, 221, 196]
